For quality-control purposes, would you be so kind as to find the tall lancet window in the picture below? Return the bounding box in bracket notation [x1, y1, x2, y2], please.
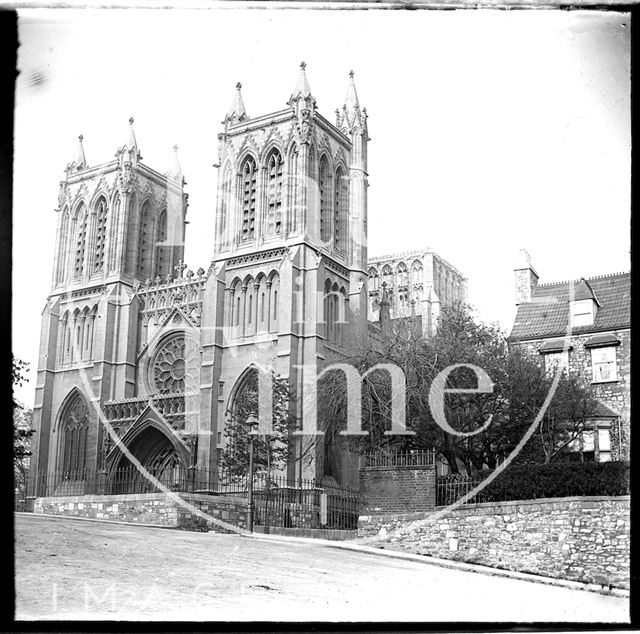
[241, 156, 257, 241]
[56, 207, 70, 284]
[136, 200, 152, 279]
[60, 392, 89, 475]
[93, 197, 108, 274]
[266, 150, 283, 236]
[319, 156, 331, 243]
[74, 203, 87, 278]
[334, 167, 347, 252]
[155, 208, 168, 279]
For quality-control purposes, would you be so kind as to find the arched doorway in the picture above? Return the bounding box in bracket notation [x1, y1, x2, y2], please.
[110, 424, 186, 494]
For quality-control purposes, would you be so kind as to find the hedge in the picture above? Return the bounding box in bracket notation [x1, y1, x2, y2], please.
[438, 460, 630, 504]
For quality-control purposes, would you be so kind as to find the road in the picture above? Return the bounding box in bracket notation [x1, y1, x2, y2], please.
[14, 514, 629, 622]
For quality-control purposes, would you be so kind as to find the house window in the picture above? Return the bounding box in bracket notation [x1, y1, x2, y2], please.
[598, 428, 611, 462]
[591, 346, 617, 382]
[544, 350, 568, 374]
[570, 299, 596, 327]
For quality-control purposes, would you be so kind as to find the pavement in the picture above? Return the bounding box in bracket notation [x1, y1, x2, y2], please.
[14, 513, 631, 623]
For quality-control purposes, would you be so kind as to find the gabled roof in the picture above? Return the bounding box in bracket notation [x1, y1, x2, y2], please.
[509, 272, 630, 341]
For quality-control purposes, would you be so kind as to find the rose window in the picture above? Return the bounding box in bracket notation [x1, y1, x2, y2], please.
[152, 336, 199, 394]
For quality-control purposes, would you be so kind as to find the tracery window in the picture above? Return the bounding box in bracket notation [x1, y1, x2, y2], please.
[155, 208, 168, 279]
[60, 392, 89, 475]
[93, 198, 108, 274]
[56, 207, 70, 284]
[266, 151, 283, 236]
[152, 335, 200, 394]
[241, 156, 257, 241]
[74, 203, 87, 278]
[334, 167, 348, 252]
[319, 156, 331, 242]
[137, 200, 152, 279]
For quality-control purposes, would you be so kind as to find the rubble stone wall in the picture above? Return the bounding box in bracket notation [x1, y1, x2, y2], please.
[358, 496, 630, 589]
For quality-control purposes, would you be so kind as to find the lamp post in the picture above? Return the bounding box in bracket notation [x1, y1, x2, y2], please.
[244, 413, 259, 532]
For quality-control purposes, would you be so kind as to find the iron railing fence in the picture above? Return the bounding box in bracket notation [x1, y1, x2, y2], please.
[436, 476, 488, 507]
[24, 468, 360, 531]
[359, 450, 436, 469]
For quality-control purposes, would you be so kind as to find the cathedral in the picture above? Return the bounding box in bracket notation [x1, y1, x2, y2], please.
[29, 63, 466, 492]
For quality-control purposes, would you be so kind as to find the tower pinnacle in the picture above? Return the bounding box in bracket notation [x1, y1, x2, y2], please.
[225, 82, 248, 125]
[117, 116, 141, 161]
[288, 61, 315, 107]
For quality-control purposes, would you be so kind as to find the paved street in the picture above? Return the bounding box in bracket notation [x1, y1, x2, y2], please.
[15, 514, 629, 622]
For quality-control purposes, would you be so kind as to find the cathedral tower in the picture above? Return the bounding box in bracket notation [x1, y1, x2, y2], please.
[198, 64, 370, 484]
[30, 120, 188, 485]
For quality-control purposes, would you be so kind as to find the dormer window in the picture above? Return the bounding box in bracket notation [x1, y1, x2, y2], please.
[570, 299, 597, 327]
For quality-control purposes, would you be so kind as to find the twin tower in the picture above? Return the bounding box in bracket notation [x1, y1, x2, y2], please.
[30, 64, 370, 488]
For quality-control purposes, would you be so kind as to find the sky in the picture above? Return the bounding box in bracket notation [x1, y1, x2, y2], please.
[12, 8, 630, 406]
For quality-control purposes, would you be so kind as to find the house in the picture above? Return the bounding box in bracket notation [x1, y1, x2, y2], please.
[508, 250, 630, 462]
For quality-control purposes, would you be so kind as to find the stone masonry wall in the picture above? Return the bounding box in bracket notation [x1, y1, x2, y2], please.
[358, 496, 630, 589]
[34, 492, 248, 533]
[359, 466, 436, 514]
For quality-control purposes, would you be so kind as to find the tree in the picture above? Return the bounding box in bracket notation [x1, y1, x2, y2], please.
[13, 355, 34, 504]
[317, 304, 599, 475]
[220, 371, 296, 479]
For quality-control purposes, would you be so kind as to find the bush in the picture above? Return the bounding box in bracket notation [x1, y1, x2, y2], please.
[469, 460, 630, 503]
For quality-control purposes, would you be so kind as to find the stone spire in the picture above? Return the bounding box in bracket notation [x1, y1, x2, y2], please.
[67, 134, 87, 172]
[338, 70, 365, 132]
[288, 61, 316, 108]
[224, 82, 248, 126]
[166, 144, 183, 183]
[117, 117, 142, 162]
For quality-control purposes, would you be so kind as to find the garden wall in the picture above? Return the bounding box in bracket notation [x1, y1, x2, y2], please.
[358, 495, 630, 589]
[33, 492, 248, 533]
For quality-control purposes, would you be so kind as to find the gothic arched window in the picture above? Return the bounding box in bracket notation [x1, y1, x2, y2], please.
[137, 200, 152, 279]
[107, 193, 120, 272]
[397, 262, 409, 288]
[155, 208, 168, 279]
[334, 167, 347, 252]
[73, 203, 87, 278]
[93, 197, 108, 274]
[319, 155, 331, 243]
[241, 156, 257, 241]
[56, 207, 70, 284]
[266, 150, 283, 236]
[59, 392, 89, 475]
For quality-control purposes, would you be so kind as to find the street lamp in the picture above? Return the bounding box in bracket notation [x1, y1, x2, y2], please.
[244, 413, 259, 532]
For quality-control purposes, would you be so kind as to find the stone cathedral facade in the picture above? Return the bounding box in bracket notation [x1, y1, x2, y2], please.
[30, 64, 466, 491]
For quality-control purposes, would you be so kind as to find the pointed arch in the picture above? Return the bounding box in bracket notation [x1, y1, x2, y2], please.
[125, 192, 138, 275]
[107, 191, 121, 273]
[268, 270, 280, 332]
[56, 389, 90, 474]
[136, 199, 153, 279]
[56, 206, 71, 285]
[264, 148, 283, 237]
[92, 195, 108, 274]
[155, 206, 168, 279]
[218, 161, 234, 250]
[108, 415, 190, 477]
[72, 201, 88, 278]
[239, 154, 257, 242]
[334, 166, 348, 252]
[319, 154, 331, 243]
